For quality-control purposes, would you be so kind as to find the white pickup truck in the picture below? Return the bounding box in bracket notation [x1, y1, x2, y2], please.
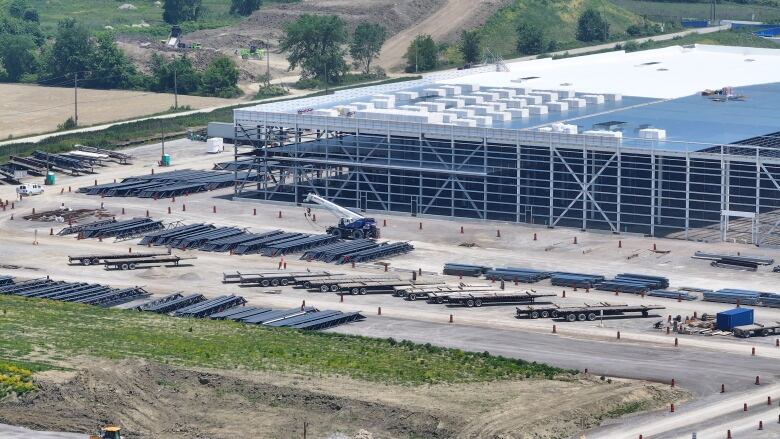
[16, 183, 44, 196]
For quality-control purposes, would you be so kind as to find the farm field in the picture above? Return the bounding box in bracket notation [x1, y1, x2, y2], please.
[0, 83, 239, 139]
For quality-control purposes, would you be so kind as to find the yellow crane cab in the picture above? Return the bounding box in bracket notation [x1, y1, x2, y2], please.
[89, 425, 121, 439]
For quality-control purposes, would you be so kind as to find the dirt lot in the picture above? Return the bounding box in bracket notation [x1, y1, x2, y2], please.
[0, 358, 682, 439]
[0, 84, 238, 139]
[1, 138, 779, 437]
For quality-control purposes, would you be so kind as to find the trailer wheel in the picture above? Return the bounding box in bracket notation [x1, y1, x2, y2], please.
[351, 288, 359, 295]
[566, 314, 576, 322]
[261, 280, 271, 287]
[81, 258, 91, 266]
[762, 329, 770, 337]
[271, 279, 280, 287]
[530, 311, 539, 319]
[551, 311, 558, 318]
[330, 285, 340, 292]
[92, 258, 100, 265]
[587, 312, 597, 321]
[409, 293, 417, 301]
[281, 279, 289, 286]
[120, 263, 130, 271]
[474, 299, 483, 307]
[320, 285, 329, 293]
[359, 288, 367, 295]
[128, 263, 137, 270]
[466, 299, 475, 307]
[436, 297, 444, 304]
[577, 313, 587, 321]
[304, 281, 312, 289]
[541, 310, 550, 318]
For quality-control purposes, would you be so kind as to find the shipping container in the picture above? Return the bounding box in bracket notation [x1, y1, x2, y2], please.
[716, 308, 754, 331]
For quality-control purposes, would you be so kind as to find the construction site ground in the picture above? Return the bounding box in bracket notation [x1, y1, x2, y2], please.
[2, 139, 780, 437]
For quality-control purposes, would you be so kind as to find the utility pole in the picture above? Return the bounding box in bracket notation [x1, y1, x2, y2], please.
[160, 120, 166, 164]
[265, 41, 270, 82]
[173, 64, 178, 109]
[73, 72, 79, 126]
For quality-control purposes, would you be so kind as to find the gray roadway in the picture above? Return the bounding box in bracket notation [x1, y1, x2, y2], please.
[329, 317, 780, 438]
[329, 316, 778, 396]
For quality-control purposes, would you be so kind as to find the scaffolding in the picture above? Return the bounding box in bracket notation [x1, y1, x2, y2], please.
[231, 115, 780, 247]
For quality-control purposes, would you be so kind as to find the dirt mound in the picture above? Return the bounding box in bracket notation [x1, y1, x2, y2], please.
[0, 361, 455, 439]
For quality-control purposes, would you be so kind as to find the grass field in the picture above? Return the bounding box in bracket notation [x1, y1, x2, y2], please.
[0, 295, 572, 385]
[611, 0, 780, 23]
[0, 0, 299, 36]
[0, 360, 53, 398]
[480, 0, 653, 57]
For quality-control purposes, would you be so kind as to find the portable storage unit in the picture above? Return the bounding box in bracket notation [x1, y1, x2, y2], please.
[716, 308, 754, 330]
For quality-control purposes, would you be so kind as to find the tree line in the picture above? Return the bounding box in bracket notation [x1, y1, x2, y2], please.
[0, 1, 241, 98]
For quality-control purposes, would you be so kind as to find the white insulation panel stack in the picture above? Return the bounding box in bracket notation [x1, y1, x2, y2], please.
[527, 105, 548, 115]
[472, 92, 500, 102]
[499, 98, 527, 109]
[562, 98, 586, 108]
[461, 95, 485, 105]
[516, 94, 542, 105]
[529, 91, 558, 102]
[453, 118, 477, 127]
[351, 102, 375, 110]
[508, 108, 529, 119]
[418, 102, 446, 112]
[444, 108, 475, 118]
[435, 98, 465, 108]
[547, 102, 569, 112]
[582, 94, 605, 104]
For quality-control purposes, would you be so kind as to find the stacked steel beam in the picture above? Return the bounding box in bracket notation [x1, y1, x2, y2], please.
[59, 218, 164, 240]
[0, 277, 149, 307]
[79, 169, 260, 198]
[172, 295, 247, 318]
[442, 263, 491, 277]
[484, 268, 551, 283]
[595, 273, 669, 294]
[550, 272, 605, 288]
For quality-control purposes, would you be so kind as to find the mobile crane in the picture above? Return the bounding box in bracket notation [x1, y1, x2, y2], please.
[304, 193, 379, 239]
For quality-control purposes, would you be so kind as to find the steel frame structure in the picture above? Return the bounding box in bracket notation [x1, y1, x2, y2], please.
[232, 113, 780, 245]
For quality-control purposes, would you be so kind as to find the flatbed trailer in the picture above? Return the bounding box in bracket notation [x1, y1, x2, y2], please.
[516, 302, 665, 321]
[222, 271, 334, 287]
[442, 291, 556, 307]
[733, 322, 780, 338]
[104, 255, 196, 270]
[336, 279, 444, 295]
[305, 276, 402, 292]
[69, 252, 170, 266]
[395, 284, 496, 300]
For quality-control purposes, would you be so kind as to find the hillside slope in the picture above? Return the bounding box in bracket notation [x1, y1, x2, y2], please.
[376, 0, 513, 71]
[480, 0, 647, 57]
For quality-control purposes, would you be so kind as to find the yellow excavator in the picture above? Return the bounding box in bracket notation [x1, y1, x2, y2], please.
[89, 425, 122, 439]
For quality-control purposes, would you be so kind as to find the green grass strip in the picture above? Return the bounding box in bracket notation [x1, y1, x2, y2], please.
[0, 295, 572, 385]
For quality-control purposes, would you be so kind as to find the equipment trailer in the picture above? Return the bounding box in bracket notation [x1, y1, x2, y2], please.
[69, 252, 170, 266]
[336, 279, 444, 295]
[733, 322, 780, 338]
[440, 291, 555, 307]
[516, 302, 665, 321]
[104, 255, 196, 270]
[222, 271, 334, 287]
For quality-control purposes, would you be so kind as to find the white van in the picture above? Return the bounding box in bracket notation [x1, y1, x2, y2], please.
[16, 183, 44, 196]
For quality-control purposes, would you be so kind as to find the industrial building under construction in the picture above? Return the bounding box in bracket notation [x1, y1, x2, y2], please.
[228, 45, 780, 245]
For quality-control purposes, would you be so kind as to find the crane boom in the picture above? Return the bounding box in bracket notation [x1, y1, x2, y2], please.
[304, 193, 364, 222]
